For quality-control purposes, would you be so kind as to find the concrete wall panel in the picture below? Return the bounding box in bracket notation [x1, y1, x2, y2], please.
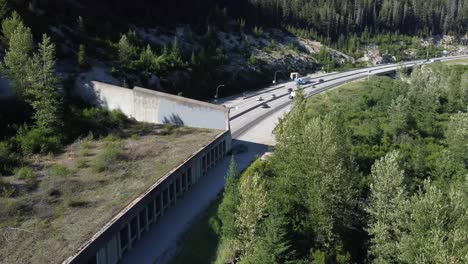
[77, 81, 229, 131]
[80, 81, 135, 117]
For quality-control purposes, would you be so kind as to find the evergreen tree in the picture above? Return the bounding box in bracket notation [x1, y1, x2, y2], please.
[387, 95, 410, 135]
[118, 34, 137, 70]
[1, 11, 22, 43]
[2, 22, 33, 97]
[138, 45, 156, 73]
[367, 151, 407, 264]
[26, 34, 63, 131]
[235, 172, 270, 259]
[218, 155, 239, 240]
[242, 205, 292, 264]
[445, 112, 468, 167]
[0, 0, 10, 21]
[78, 44, 87, 68]
[398, 179, 468, 263]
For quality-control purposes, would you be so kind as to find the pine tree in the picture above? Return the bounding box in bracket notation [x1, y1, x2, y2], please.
[78, 44, 87, 68]
[1, 11, 22, 43]
[138, 45, 155, 73]
[387, 95, 410, 135]
[26, 34, 62, 131]
[235, 172, 270, 258]
[218, 155, 239, 240]
[0, 0, 10, 21]
[243, 206, 292, 264]
[118, 34, 137, 70]
[367, 151, 407, 264]
[398, 179, 468, 263]
[76, 16, 85, 35]
[2, 21, 33, 97]
[445, 112, 468, 166]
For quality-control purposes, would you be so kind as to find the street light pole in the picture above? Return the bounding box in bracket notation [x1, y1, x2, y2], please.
[214, 84, 225, 103]
[272, 71, 281, 84]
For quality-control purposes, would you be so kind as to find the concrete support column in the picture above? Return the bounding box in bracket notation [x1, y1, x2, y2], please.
[127, 223, 132, 250]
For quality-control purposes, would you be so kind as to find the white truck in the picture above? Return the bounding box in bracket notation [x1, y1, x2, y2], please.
[295, 76, 312, 85]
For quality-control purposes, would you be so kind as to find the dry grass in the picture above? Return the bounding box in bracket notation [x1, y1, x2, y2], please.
[0, 123, 221, 263]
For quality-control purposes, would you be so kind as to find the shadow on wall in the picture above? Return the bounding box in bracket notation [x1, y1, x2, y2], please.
[162, 114, 185, 126]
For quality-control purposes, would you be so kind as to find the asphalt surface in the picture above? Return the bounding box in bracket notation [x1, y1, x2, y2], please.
[120, 55, 468, 264]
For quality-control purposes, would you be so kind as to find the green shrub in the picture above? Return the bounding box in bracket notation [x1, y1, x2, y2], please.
[160, 124, 175, 135]
[0, 141, 19, 174]
[14, 166, 36, 189]
[91, 144, 121, 172]
[248, 54, 257, 65]
[16, 127, 62, 155]
[0, 177, 15, 197]
[48, 164, 71, 177]
[79, 140, 93, 157]
[14, 166, 34, 180]
[77, 158, 88, 168]
[81, 108, 128, 136]
[131, 133, 140, 140]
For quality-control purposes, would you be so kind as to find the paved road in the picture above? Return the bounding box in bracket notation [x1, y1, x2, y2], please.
[121, 55, 468, 264]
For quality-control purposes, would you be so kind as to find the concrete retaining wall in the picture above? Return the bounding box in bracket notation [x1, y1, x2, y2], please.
[64, 130, 231, 264]
[78, 81, 230, 130]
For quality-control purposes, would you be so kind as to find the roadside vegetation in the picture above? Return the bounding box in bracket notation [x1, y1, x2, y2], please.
[0, 118, 220, 263]
[176, 63, 468, 263]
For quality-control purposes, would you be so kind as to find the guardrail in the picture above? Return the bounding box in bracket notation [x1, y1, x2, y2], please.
[229, 56, 468, 122]
[230, 55, 468, 138]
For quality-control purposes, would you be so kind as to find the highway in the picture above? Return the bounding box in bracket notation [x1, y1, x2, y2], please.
[121, 55, 467, 264]
[227, 55, 468, 141]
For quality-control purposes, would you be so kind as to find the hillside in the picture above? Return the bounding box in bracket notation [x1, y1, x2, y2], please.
[0, 0, 467, 100]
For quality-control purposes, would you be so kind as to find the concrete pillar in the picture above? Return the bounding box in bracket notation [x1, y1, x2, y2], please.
[158, 193, 164, 217]
[127, 223, 132, 250]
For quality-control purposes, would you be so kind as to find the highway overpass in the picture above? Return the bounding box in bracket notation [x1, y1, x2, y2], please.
[120, 55, 468, 264]
[227, 55, 468, 143]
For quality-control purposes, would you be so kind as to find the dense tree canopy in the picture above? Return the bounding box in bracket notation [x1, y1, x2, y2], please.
[214, 63, 468, 263]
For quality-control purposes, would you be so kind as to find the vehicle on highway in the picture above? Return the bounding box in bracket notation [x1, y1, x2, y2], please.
[270, 94, 276, 98]
[287, 87, 293, 92]
[318, 79, 324, 83]
[256, 97, 263, 101]
[261, 103, 269, 108]
[289, 90, 296, 99]
[295, 76, 312, 85]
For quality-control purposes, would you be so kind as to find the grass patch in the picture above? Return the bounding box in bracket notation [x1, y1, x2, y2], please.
[442, 58, 468, 66]
[171, 197, 222, 264]
[91, 143, 121, 173]
[76, 158, 88, 168]
[14, 166, 34, 180]
[48, 164, 72, 177]
[14, 166, 36, 189]
[0, 123, 221, 263]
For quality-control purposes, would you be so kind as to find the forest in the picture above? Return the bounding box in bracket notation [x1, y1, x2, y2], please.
[28, 0, 468, 37]
[209, 63, 468, 263]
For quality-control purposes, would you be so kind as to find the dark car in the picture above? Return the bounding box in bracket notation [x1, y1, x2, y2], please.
[318, 79, 324, 83]
[287, 87, 293, 92]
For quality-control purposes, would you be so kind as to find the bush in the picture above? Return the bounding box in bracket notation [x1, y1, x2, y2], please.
[79, 140, 93, 157]
[81, 108, 128, 135]
[16, 127, 62, 155]
[0, 141, 19, 174]
[14, 166, 33, 180]
[91, 144, 121, 172]
[77, 158, 88, 168]
[0, 177, 15, 197]
[48, 164, 71, 177]
[14, 166, 36, 189]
